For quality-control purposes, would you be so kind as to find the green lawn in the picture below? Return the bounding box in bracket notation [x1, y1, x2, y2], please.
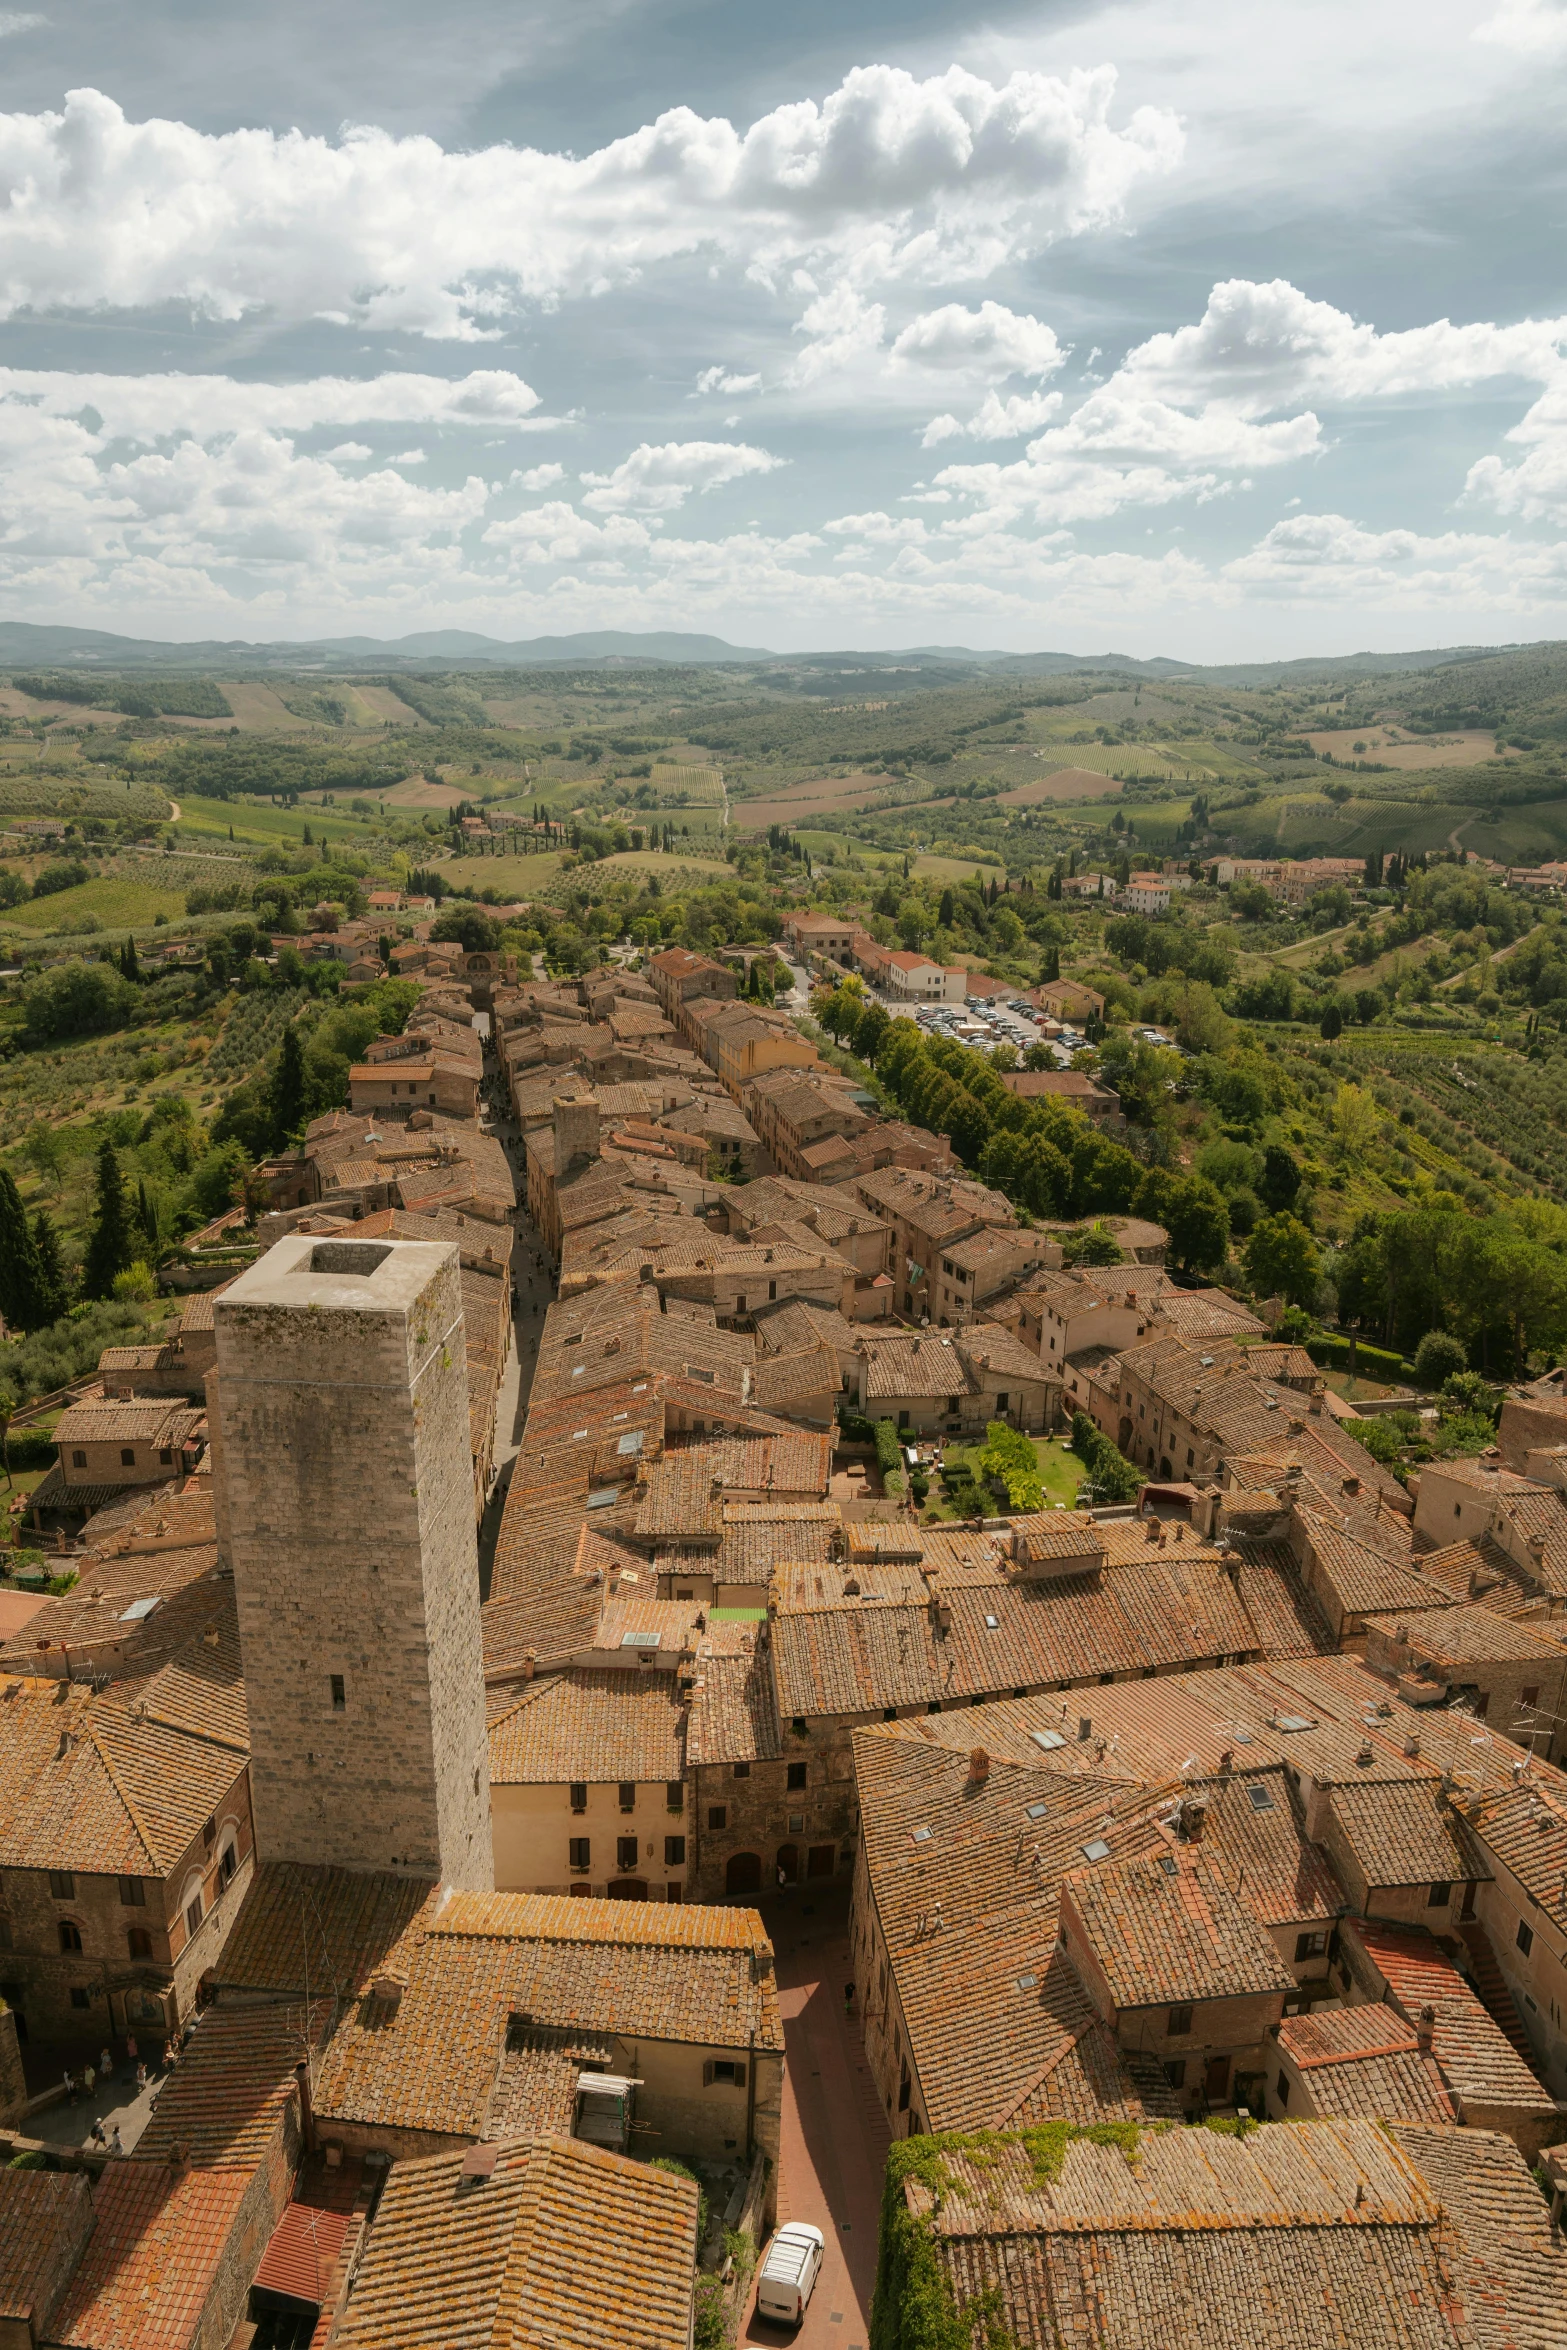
[922, 1433, 1083, 1520]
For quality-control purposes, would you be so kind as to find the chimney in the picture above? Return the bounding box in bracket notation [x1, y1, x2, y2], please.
[1183, 1799, 1207, 1843]
[1356, 1739, 1375, 1766]
[968, 1748, 990, 1786]
[1342, 1475, 1360, 1498]
[934, 1599, 953, 1638]
[1416, 2004, 1436, 2055]
[295, 2059, 317, 2153]
[522, 1653, 536, 1683]
[1218, 1747, 1234, 1775]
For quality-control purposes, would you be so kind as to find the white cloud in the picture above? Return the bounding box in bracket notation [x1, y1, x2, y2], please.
[0, 365, 542, 441]
[1116, 277, 1567, 415]
[390, 448, 426, 463]
[695, 366, 762, 395]
[0, 14, 44, 33]
[514, 460, 566, 491]
[323, 442, 371, 462]
[0, 73, 1182, 338]
[890, 300, 1064, 378]
[1465, 378, 1567, 520]
[1474, 0, 1567, 51]
[578, 439, 783, 513]
[1224, 509, 1567, 605]
[921, 390, 1064, 445]
[785, 285, 888, 388]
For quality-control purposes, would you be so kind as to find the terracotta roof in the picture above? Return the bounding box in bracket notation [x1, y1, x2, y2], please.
[0, 1675, 247, 1876]
[1064, 1845, 1297, 2008]
[51, 1398, 203, 1447]
[858, 1334, 979, 1401]
[1326, 1777, 1490, 1889]
[914, 2117, 1538, 2350]
[1277, 2006, 1456, 2126]
[0, 2170, 91, 2336]
[488, 1669, 685, 1785]
[1345, 1918, 1554, 2115]
[50, 2161, 255, 2350]
[331, 2135, 698, 2350]
[685, 1647, 782, 1766]
[136, 2001, 329, 2167]
[312, 1890, 781, 2137]
[213, 1863, 443, 2000]
[1389, 2120, 1567, 2350]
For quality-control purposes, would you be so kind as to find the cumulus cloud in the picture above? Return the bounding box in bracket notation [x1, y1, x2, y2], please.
[0, 74, 1182, 337]
[578, 439, 783, 513]
[695, 366, 762, 395]
[1465, 378, 1567, 520]
[0, 366, 542, 441]
[890, 301, 1065, 378]
[0, 13, 44, 33]
[1474, 0, 1567, 51]
[1116, 278, 1567, 415]
[1224, 509, 1567, 605]
[514, 460, 566, 491]
[323, 442, 372, 463]
[921, 390, 1064, 445]
[785, 285, 888, 388]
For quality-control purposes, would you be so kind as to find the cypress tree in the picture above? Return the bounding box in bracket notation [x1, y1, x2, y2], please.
[270, 1025, 307, 1148]
[82, 1140, 134, 1298]
[32, 1208, 68, 1322]
[0, 1169, 46, 1332]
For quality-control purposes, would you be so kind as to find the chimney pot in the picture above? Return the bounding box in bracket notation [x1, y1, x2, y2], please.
[968, 1747, 990, 1785]
[1184, 1800, 1207, 1843]
[1416, 2004, 1436, 2054]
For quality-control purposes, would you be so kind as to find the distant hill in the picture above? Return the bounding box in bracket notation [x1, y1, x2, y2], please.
[0, 618, 1559, 688]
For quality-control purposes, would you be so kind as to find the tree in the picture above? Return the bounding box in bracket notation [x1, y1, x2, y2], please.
[1243, 1213, 1320, 1309]
[0, 1169, 48, 1332]
[1331, 1081, 1381, 1158]
[1162, 1175, 1232, 1275]
[1319, 998, 1344, 1039]
[1412, 1329, 1468, 1390]
[430, 903, 501, 953]
[81, 1140, 135, 1299]
[1260, 1144, 1301, 1211]
[269, 1024, 307, 1148]
[31, 1210, 68, 1323]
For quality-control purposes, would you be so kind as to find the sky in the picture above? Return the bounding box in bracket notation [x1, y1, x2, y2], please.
[0, 0, 1565, 657]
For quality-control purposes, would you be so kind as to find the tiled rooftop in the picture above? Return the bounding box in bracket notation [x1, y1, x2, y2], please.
[488, 1669, 686, 1785]
[331, 2134, 699, 2350]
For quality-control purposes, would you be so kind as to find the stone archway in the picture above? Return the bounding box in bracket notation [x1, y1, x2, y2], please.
[725, 1852, 762, 1896]
[775, 1843, 800, 1885]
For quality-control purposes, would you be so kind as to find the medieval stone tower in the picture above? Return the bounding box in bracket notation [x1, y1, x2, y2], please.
[213, 1234, 493, 1891]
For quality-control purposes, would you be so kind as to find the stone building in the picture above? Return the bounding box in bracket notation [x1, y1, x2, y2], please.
[212, 1235, 493, 1892]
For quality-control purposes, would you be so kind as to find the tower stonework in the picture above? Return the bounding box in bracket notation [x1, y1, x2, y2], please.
[213, 1235, 493, 1891]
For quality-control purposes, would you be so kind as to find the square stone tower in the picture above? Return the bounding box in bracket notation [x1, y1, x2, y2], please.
[213, 1234, 493, 1891]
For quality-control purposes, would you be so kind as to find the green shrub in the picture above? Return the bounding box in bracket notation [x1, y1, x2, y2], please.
[837, 1409, 876, 1445]
[1069, 1411, 1141, 1505]
[693, 2272, 730, 2350]
[1412, 1330, 1469, 1390]
[977, 1421, 1043, 1511]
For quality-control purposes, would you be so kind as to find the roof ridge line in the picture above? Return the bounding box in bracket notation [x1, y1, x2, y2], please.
[85, 1719, 161, 1871]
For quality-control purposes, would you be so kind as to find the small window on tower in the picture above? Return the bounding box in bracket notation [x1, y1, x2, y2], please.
[329, 1675, 346, 1712]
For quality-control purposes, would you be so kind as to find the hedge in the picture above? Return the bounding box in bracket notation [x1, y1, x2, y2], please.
[1306, 1335, 1408, 1381]
[3, 1428, 58, 1471]
[873, 1418, 907, 1499]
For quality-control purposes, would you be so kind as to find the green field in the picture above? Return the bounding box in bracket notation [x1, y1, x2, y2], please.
[169, 793, 388, 850]
[921, 1433, 1083, 1521]
[912, 852, 1007, 881]
[592, 850, 734, 880]
[440, 849, 567, 896]
[0, 872, 193, 934]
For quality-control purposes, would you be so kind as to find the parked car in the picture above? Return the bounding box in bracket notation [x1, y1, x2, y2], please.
[756, 2223, 826, 2328]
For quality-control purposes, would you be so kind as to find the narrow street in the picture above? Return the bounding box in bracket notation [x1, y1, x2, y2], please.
[743, 1889, 889, 2350]
[475, 1006, 553, 1597]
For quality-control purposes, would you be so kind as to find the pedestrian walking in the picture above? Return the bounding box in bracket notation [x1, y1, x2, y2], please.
[109, 2125, 122, 2154]
[63, 2067, 76, 2104]
[99, 2045, 112, 2077]
[83, 2061, 96, 2095]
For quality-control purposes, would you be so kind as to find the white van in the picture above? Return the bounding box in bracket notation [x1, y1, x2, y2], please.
[755, 2223, 825, 2327]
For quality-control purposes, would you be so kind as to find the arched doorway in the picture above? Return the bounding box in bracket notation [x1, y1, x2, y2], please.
[726, 1852, 762, 1896]
[606, 1879, 647, 1901]
[775, 1843, 800, 1886]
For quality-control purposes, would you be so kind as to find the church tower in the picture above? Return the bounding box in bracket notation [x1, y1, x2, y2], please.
[213, 1234, 493, 1891]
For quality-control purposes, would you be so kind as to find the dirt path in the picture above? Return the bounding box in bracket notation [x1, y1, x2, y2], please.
[167, 798, 181, 822]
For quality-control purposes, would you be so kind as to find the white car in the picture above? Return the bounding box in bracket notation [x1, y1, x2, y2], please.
[756, 2223, 826, 2328]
